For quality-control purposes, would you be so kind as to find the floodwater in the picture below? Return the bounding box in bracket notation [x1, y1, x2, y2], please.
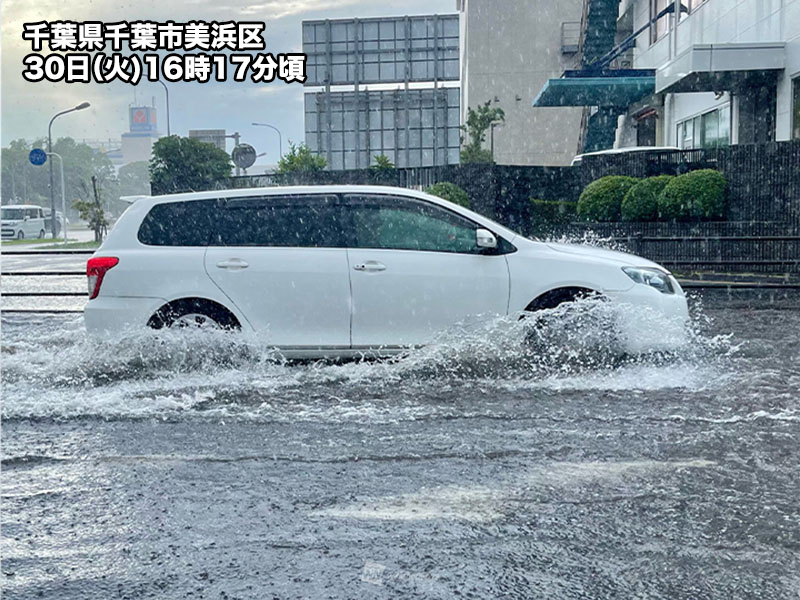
[2, 303, 799, 599]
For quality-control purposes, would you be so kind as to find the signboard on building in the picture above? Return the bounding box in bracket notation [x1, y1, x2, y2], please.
[129, 106, 158, 133]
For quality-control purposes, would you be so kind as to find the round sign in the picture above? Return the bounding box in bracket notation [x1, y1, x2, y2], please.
[29, 148, 47, 166]
[231, 143, 257, 169]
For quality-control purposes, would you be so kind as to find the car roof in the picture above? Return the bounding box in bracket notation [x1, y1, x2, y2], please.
[2, 204, 43, 209]
[574, 146, 680, 160]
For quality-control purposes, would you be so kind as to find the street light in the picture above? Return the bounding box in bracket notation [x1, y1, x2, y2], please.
[47, 152, 67, 245]
[157, 80, 171, 136]
[252, 122, 283, 161]
[48, 102, 90, 237]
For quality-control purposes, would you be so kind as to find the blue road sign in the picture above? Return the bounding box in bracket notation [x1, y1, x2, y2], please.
[29, 148, 47, 166]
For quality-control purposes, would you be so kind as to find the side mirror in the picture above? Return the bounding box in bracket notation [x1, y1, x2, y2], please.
[476, 228, 497, 249]
[23, 215, 29, 222]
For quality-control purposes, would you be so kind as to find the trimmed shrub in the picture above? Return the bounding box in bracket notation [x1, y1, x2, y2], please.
[621, 175, 674, 221]
[658, 169, 727, 220]
[577, 176, 639, 222]
[425, 182, 471, 209]
[530, 199, 577, 233]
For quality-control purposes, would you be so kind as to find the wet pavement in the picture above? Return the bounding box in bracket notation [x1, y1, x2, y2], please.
[2, 306, 800, 599]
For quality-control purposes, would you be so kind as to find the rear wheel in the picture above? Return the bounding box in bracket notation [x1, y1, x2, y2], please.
[16, 230, 24, 240]
[148, 298, 240, 331]
[38, 229, 45, 239]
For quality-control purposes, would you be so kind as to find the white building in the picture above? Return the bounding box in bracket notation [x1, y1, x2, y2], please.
[534, 0, 800, 151]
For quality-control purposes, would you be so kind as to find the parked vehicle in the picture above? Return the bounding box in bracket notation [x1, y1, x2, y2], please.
[1, 205, 47, 240]
[84, 186, 688, 357]
[571, 146, 681, 166]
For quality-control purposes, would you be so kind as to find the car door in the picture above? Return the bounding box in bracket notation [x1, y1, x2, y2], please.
[204, 194, 352, 348]
[24, 208, 39, 237]
[344, 194, 511, 349]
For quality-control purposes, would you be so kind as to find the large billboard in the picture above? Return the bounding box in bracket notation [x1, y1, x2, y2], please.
[302, 15, 459, 86]
[305, 87, 460, 170]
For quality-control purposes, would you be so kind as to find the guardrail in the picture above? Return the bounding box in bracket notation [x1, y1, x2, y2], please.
[1, 249, 92, 313]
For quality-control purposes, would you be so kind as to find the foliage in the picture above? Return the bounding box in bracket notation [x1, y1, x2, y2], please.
[425, 182, 471, 209]
[1, 137, 117, 218]
[370, 154, 395, 170]
[530, 198, 577, 233]
[277, 142, 327, 173]
[150, 136, 232, 193]
[577, 176, 639, 222]
[72, 176, 109, 242]
[658, 169, 727, 220]
[621, 175, 674, 221]
[460, 100, 505, 164]
[117, 161, 151, 197]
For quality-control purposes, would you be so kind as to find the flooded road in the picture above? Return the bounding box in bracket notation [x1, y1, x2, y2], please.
[2, 307, 800, 599]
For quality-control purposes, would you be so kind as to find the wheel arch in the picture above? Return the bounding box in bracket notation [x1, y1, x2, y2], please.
[147, 297, 241, 330]
[524, 286, 602, 312]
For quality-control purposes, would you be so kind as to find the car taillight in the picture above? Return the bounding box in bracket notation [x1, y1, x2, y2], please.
[87, 256, 119, 299]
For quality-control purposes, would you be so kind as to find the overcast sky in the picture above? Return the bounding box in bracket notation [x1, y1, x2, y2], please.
[1, 0, 455, 164]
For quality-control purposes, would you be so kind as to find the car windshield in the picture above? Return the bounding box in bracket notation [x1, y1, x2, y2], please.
[1, 208, 25, 220]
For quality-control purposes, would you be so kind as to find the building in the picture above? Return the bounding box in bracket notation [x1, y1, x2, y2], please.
[534, 0, 800, 151]
[302, 15, 461, 170]
[458, 0, 586, 165]
[106, 105, 161, 165]
[188, 129, 228, 152]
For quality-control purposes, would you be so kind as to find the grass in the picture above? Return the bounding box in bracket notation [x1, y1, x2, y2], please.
[1, 238, 101, 249]
[1, 237, 65, 246]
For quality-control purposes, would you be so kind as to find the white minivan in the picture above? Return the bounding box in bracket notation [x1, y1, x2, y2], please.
[85, 186, 688, 357]
[1, 205, 47, 240]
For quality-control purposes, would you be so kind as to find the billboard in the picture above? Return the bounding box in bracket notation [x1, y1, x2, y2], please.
[305, 87, 460, 170]
[303, 15, 459, 86]
[129, 106, 157, 133]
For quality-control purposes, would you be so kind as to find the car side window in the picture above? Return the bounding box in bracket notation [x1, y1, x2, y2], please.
[345, 194, 480, 254]
[213, 195, 346, 248]
[138, 199, 217, 246]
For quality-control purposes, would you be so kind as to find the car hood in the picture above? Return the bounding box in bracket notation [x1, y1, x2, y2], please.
[545, 242, 665, 270]
[1, 220, 19, 226]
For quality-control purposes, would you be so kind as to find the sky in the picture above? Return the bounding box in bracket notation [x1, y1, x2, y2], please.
[1, 0, 455, 165]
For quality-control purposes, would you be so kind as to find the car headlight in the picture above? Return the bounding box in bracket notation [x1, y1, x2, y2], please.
[622, 267, 675, 295]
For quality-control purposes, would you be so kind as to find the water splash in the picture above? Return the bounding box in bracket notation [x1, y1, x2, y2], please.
[1, 300, 737, 422]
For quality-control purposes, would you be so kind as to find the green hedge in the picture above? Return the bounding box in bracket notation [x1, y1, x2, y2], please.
[530, 199, 576, 233]
[621, 175, 674, 221]
[577, 176, 639, 222]
[425, 182, 471, 209]
[658, 169, 727, 220]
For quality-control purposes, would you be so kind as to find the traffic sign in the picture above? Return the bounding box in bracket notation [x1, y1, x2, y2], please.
[232, 143, 257, 169]
[29, 148, 47, 166]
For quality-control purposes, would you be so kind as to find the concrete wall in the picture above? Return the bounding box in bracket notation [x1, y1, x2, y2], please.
[460, 0, 585, 165]
[629, 0, 800, 144]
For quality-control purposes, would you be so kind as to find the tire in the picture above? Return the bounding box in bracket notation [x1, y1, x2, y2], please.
[38, 230, 45, 239]
[16, 231, 24, 240]
[148, 299, 240, 331]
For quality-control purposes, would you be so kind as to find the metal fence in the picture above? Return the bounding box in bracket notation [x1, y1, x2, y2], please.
[1, 250, 91, 313]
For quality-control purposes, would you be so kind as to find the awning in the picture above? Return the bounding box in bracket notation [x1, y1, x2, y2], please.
[533, 72, 655, 108]
[656, 42, 785, 94]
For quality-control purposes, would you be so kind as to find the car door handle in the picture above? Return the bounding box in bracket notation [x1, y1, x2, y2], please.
[353, 261, 386, 272]
[216, 258, 249, 270]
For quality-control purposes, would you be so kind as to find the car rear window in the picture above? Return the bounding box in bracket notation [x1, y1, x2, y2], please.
[138, 199, 216, 246]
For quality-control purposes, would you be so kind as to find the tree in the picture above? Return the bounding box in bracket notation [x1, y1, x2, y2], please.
[117, 161, 151, 197]
[149, 136, 232, 193]
[460, 100, 505, 164]
[370, 154, 395, 170]
[277, 142, 327, 173]
[72, 175, 109, 242]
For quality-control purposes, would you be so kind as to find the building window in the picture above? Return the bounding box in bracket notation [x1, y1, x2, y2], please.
[793, 76, 800, 140]
[685, 0, 709, 13]
[650, 0, 671, 44]
[677, 104, 730, 149]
